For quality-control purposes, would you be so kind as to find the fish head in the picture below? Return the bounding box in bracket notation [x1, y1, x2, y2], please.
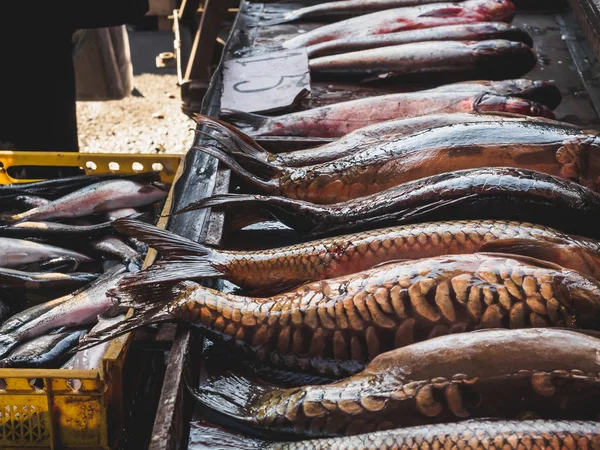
[557, 270, 600, 330]
[475, 94, 556, 120]
[471, 40, 536, 79]
[475, 0, 516, 22]
[577, 136, 600, 192]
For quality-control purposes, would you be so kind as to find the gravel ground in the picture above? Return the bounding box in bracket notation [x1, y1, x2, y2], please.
[76, 31, 195, 155]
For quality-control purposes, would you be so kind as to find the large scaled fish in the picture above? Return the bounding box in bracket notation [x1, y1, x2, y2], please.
[196, 110, 568, 171]
[220, 93, 553, 138]
[281, 0, 516, 48]
[193, 120, 600, 203]
[191, 329, 600, 437]
[221, 92, 554, 138]
[178, 168, 600, 239]
[0, 180, 168, 224]
[81, 255, 600, 376]
[309, 39, 537, 81]
[0, 264, 127, 357]
[0, 237, 92, 269]
[306, 22, 533, 57]
[189, 420, 600, 450]
[113, 218, 600, 294]
[195, 111, 565, 168]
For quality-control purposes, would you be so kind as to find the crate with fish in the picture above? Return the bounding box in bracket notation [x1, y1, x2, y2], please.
[72, 0, 600, 448]
[0, 151, 182, 449]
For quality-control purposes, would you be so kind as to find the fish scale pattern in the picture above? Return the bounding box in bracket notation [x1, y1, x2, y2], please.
[216, 220, 600, 291]
[169, 255, 597, 376]
[260, 420, 600, 450]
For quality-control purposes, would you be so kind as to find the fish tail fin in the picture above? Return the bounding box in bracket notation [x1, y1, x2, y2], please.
[175, 193, 324, 233]
[258, 8, 301, 27]
[75, 294, 176, 351]
[219, 109, 270, 132]
[186, 366, 268, 430]
[193, 114, 276, 162]
[192, 144, 280, 193]
[188, 422, 269, 450]
[113, 218, 228, 289]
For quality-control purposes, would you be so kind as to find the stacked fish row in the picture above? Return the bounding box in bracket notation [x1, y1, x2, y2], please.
[79, 0, 600, 448]
[0, 174, 169, 369]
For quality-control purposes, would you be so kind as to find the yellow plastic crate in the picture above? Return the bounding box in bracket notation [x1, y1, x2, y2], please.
[0, 151, 184, 450]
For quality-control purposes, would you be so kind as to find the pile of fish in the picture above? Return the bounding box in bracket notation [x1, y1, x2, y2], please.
[76, 0, 600, 447]
[0, 174, 169, 370]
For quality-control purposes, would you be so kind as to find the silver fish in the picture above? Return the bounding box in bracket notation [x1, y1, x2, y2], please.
[0, 265, 127, 357]
[0, 237, 93, 268]
[0, 330, 86, 368]
[2, 180, 168, 223]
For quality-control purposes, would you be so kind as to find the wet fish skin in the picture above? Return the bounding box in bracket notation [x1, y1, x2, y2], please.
[114, 218, 600, 293]
[195, 112, 567, 168]
[264, 0, 468, 25]
[428, 79, 561, 109]
[0, 330, 86, 368]
[188, 420, 600, 450]
[0, 293, 75, 334]
[0, 265, 126, 357]
[192, 329, 600, 438]
[306, 22, 533, 57]
[0, 268, 98, 290]
[309, 40, 536, 81]
[90, 236, 141, 266]
[220, 93, 554, 138]
[198, 120, 600, 203]
[178, 168, 600, 239]
[282, 0, 516, 49]
[0, 212, 147, 239]
[0, 237, 93, 269]
[88, 254, 600, 376]
[3, 180, 168, 223]
[0, 172, 160, 200]
[69, 315, 125, 389]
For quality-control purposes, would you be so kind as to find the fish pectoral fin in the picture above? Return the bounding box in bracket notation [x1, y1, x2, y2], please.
[478, 249, 567, 271]
[92, 199, 116, 213]
[420, 7, 464, 18]
[478, 239, 562, 264]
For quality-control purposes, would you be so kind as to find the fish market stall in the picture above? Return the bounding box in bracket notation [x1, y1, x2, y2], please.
[70, 0, 600, 448]
[0, 153, 181, 449]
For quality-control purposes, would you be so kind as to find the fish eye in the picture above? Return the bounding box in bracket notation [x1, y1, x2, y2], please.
[531, 106, 540, 115]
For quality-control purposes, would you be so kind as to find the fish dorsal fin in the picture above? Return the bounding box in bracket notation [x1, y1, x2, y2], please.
[479, 238, 561, 262]
[477, 251, 566, 271]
